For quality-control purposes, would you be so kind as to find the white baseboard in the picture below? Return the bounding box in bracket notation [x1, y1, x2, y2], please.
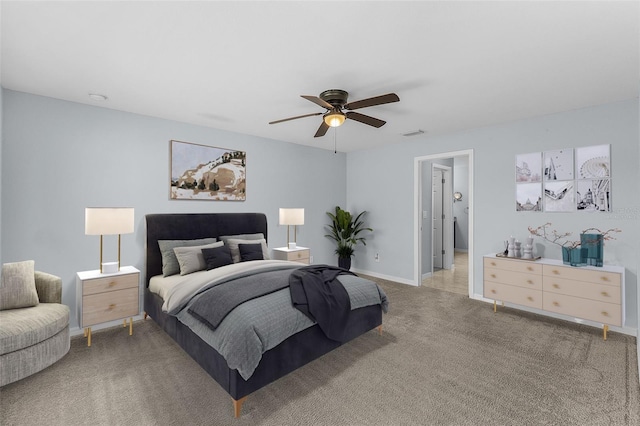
[350, 268, 417, 286]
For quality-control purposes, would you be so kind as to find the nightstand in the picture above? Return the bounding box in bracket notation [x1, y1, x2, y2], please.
[76, 266, 140, 347]
[272, 246, 310, 264]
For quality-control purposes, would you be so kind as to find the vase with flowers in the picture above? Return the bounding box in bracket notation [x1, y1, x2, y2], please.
[527, 223, 621, 267]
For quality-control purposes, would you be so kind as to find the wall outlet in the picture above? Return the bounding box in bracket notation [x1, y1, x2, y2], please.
[375, 253, 380, 262]
[309, 255, 314, 263]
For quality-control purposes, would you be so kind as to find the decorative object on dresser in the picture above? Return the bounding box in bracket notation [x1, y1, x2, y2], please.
[272, 246, 310, 264]
[85, 207, 135, 273]
[484, 255, 624, 340]
[279, 208, 304, 249]
[76, 266, 140, 347]
[170, 140, 246, 201]
[528, 223, 621, 267]
[325, 206, 372, 270]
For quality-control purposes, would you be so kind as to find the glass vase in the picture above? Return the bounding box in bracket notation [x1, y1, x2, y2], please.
[581, 233, 603, 267]
[562, 246, 587, 267]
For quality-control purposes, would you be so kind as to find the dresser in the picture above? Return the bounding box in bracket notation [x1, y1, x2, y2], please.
[483, 255, 624, 340]
[272, 246, 311, 264]
[76, 266, 140, 346]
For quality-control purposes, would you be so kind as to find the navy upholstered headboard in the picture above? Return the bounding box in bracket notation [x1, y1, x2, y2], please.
[145, 213, 268, 286]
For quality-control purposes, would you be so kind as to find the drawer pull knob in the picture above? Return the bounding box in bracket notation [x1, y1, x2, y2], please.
[553, 284, 560, 289]
[601, 311, 609, 317]
[490, 262, 496, 266]
[108, 304, 116, 310]
[552, 270, 560, 275]
[527, 266, 533, 271]
[527, 280, 533, 284]
[527, 296, 533, 302]
[553, 301, 560, 307]
[601, 291, 609, 297]
[490, 274, 496, 278]
[491, 289, 496, 294]
[297, 253, 301, 258]
[108, 282, 117, 287]
[600, 276, 609, 282]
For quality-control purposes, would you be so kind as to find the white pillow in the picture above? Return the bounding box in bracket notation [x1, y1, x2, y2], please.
[225, 238, 270, 263]
[173, 241, 223, 275]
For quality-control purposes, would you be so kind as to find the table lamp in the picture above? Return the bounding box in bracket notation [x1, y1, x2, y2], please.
[85, 207, 134, 273]
[279, 208, 304, 249]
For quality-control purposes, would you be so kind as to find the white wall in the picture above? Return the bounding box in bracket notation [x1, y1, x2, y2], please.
[347, 99, 639, 332]
[1, 90, 347, 329]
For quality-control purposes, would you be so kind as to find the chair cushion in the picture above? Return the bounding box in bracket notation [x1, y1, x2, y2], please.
[0, 303, 69, 355]
[1, 260, 39, 310]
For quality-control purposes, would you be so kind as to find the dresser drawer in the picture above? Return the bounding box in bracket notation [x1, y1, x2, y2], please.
[274, 249, 309, 262]
[82, 273, 139, 296]
[484, 257, 542, 275]
[82, 287, 139, 326]
[485, 267, 542, 290]
[542, 265, 621, 287]
[543, 277, 621, 304]
[484, 282, 542, 310]
[543, 292, 622, 326]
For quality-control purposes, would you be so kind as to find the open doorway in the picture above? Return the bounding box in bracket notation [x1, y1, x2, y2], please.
[413, 149, 474, 297]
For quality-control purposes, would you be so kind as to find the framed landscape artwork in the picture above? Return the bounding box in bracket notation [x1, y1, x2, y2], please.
[170, 140, 246, 201]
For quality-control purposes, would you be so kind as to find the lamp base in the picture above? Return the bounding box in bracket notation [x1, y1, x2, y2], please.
[288, 242, 297, 250]
[102, 262, 119, 274]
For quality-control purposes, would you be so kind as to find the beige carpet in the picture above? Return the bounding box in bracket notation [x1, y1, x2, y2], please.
[1, 279, 638, 425]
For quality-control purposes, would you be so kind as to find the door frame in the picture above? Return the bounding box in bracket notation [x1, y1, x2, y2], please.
[414, 149, 474, 296]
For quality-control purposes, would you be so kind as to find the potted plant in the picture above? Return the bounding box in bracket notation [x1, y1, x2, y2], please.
[325, 206, 372, 270]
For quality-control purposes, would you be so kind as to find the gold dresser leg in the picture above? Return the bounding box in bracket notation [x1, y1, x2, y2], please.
[603, 325, 609, 341]
[493, 300, 497, 313]
[123, 319, 127, 328]
[129, 317, 133, 336]
[87, 327, 92, 347]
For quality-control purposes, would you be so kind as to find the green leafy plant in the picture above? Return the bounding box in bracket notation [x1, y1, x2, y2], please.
[325, 206, 372, 258]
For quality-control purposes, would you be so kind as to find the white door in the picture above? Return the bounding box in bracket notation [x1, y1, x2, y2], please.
[432, 169, 443, 269]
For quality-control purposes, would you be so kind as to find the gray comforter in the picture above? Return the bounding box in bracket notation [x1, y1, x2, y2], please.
[164, 260, 388, 380]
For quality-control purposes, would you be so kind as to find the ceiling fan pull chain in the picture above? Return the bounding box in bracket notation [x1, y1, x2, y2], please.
[334, 128, 337, 154]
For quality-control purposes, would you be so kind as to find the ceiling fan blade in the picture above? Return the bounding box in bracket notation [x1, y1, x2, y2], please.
[344, 93, 400, 110]
[346, 111, 386, 128]
[314, 121, 330, 137]
[269, 112, 322, 125]
[301, 95, 333, 110]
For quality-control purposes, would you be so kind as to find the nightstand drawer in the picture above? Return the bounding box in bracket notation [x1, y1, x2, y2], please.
[82, 287, 139, 326]
[282, 249, 309, 261]
[484, 282, 542, 310]
[543, 265, 621, 287]
[82, 273, 139, 296]
[484, 267, 542, 290]
[543, 293, 622, 326]
[543, 277, 621, 304]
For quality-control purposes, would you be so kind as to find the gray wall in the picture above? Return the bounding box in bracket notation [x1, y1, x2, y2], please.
[347, 99, 639, 331]
[1, 90, 347, 330]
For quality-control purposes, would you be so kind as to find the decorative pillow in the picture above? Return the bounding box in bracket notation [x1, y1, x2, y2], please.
[239, 243, 264, 262]
[0, 260, 39, 310]
[174, 241, 223, 276]
[225, 238, 269, 263]
[218, 233, 265, 244]
[202, 245, 234, 270]
[158, 238, 217, 277]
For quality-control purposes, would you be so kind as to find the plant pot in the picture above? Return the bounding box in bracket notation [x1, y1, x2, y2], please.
[338, 257, 352, 270]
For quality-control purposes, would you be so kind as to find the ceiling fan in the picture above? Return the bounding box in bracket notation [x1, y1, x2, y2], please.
[269, 89, 400, 137]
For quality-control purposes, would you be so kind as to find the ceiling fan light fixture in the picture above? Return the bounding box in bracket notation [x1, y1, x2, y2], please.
[323, 110, 345, 127]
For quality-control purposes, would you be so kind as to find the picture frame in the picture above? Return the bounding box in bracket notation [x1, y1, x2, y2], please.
[516, 183, 542, 211]
[516, 152, 542, 183]
[170, 140, 246, 201]
[544, 148, 574, 181]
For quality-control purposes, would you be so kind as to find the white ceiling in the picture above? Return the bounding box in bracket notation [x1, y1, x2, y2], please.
[1, 1, 638, 152]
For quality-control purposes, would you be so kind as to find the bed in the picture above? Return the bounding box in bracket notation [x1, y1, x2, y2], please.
[144, 213, 386, 417]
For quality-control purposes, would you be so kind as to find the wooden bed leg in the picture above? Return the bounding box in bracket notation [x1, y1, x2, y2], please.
[376, 325, 383, 335]
[143, 312, 148, 320]
[232, 396, 247, 418]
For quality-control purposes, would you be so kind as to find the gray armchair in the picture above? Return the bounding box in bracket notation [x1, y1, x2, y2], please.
[0, 271, 70, 386]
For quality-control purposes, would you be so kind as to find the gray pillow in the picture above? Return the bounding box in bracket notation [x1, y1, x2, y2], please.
[158, 238, 217, 277]
[174, 241, 223, 276]
[225, 238, 270, 263]
[1, 260, 39, 310]
[218, 233, 265, 244]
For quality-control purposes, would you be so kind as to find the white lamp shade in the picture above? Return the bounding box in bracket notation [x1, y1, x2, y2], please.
[85, 207, 135, 235]
[279, 208, 304, 226]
